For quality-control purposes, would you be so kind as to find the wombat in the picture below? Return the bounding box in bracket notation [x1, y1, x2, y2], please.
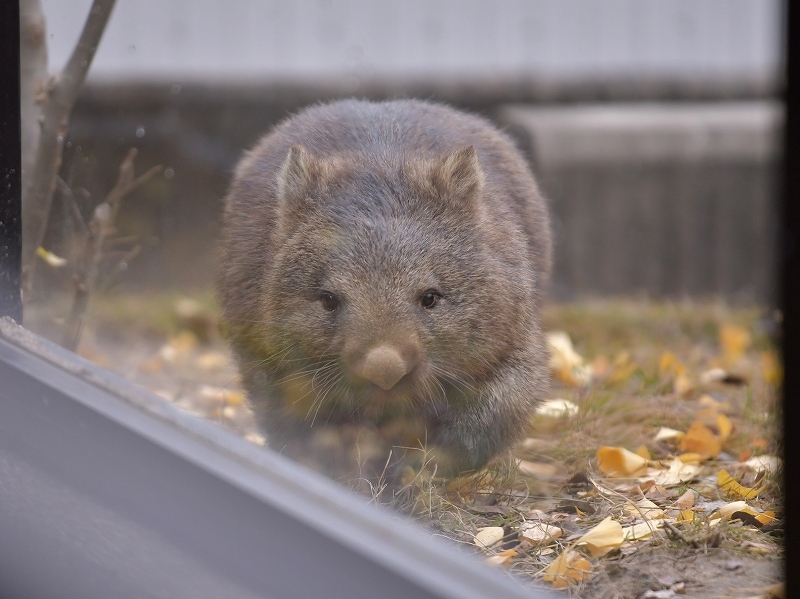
[217, 99, 551, 476]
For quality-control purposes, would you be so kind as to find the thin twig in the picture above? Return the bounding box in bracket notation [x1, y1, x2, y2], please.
[22, 0, 117, 291]
[56, 177, 88, 235]
[98, 244, 141, 293]
[62, 151, 160, 350]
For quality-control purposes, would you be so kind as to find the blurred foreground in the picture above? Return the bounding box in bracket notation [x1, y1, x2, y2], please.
[25, 292, 783, 598]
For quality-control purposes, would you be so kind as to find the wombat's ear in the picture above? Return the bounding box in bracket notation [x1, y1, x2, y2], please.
[277, 144, 314, 204]
[430, 145, 485, 205]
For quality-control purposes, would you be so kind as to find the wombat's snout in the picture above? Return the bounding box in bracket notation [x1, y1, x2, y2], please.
[349, 344, 418, 391]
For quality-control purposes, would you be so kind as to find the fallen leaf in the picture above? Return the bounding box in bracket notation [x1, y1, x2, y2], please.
[659, 351, 686, 378]
[542, 549, 592, 588]
[576, 516, 624, 556]
[673, 374, 694, 396]
[761, 351, 782, 386]
[547, 331, 592, 386]
[36, 246, 68, 267]
[535, 398, 579, 418]
[676, 489, 695, 509]
[676, 453, 702, 464]
[651, 458, 700, 487]
[635, 445, 652, 460]
[473, 527, 504, 550]
[625, 498, 665, 520]
[699, 368, 727, 385]
[679, 422, 722, 459]
[676, 509, 696, 522]
[744, 455, 781, 474]
[718, 469, 766, 499]
[518, 521, 562, 546]
[196, 351, 228, 370]
[607, 352, 638, 385]
[517, 459, 559, 479]
[713, 500, 749, 519]
[719, 323, 751, 365]
[697, 393, 731, 412]
[716, 414, 733, 441]
[622, 519, 663, 541]
[597, 446, 649, 476]
[655, 427, 684, 442]
[484, 549, 517, 568]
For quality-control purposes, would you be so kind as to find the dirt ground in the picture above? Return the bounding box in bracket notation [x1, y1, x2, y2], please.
[26, 292, 784, 599]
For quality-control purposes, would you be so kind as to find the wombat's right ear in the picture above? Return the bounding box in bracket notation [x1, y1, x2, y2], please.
[429, 145, 485, 206]
[277, 144, 314, 204]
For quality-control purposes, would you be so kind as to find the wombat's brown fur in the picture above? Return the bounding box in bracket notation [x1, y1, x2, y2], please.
[217, 99, 551, 475]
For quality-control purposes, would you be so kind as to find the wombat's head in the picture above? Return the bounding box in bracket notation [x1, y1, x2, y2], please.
[257, 144, 535, 419]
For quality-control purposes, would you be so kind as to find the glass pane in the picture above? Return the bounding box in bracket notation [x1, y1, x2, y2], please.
[21, 1, 784, 595]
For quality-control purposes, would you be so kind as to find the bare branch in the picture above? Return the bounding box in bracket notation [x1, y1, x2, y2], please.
[56, 177, 89, 235]
[20, 0, 49, 203]
[62, 150, 157, 350]
[63, 201, 111, 350]
[105, 148, 163, 218]
[22, 0, 117, 292]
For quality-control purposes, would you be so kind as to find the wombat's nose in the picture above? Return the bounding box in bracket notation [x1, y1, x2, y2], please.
[358, 345, 411, 391]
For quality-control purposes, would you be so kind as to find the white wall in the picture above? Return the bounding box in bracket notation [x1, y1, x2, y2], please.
[41, 0, 784, 82]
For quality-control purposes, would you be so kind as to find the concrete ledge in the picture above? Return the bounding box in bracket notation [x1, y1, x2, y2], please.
[499, 101, 784, 167]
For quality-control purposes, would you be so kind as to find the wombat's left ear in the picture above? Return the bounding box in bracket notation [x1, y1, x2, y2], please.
[430, 145, 485, 205]
[277, 144, 314, 203]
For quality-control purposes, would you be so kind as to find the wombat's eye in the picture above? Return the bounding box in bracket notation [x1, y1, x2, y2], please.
[320, 291, 340, 312]
[420, 290, 441, 309]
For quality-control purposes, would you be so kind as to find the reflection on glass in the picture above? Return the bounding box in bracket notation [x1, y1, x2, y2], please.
[21, 1, 783, 595]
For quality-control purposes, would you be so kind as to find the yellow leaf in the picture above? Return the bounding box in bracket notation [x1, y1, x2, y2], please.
[473, 527, 504, 550]
[655, 427, 684, 442]
[716, 413, 733, 441]
[576, 516, 624, 557]
[196, 351, 228, 370]
[676, 509, 696, 522]
[484, 549, 517, 568]
[679, 421, 722, 459]
[713, 500, 748, 519]
[717, 469, 765, 499]
[607, 354, 638, 385]
[658, 351, 685, 377]
[762, 350, 783, 386]
[171, 330, 199, 352]
[677, 453, 703, 464]
[597, 446, 648, 476]
[756, 511, 776, 525]
[36, 246, 68, 267]
[719, 323, 751, 364]
[625, 498, 665, 520]
[622, 519, 662, 541]
[635, 445, 651, 460]
[542, 550, 592, 588]
[518, 521, 562, 546]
